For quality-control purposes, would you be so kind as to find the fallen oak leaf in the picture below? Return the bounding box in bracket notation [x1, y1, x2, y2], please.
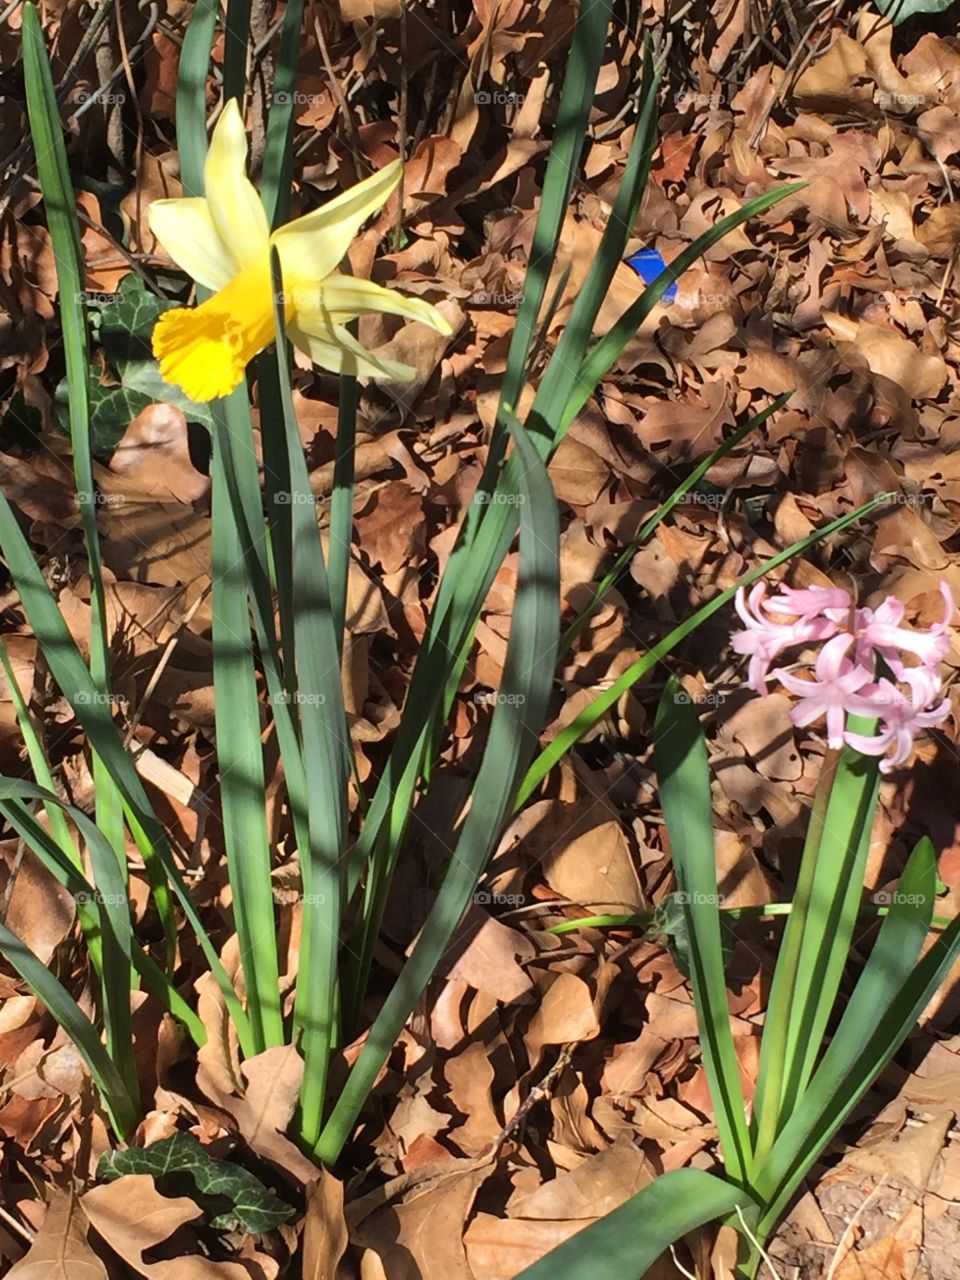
[196, 1044, 319, 1186]
[302, 1170, 349, 1280]
[6, 1186, 108, 1279]
[821, 312, 948, 401]
[80, 1175, 250, 1279]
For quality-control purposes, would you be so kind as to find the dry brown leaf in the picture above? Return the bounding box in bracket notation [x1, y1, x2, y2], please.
[352, 1163, 491, 1280]
[831, 1202, 923, 1280]
[720, 693, 800, 783]
[302, 1170, 350, 1280]
[822, 313, 948, 401]
[602, 1028, 667, 1096]
[790, 33, 874, 113]
[525, 973, 600, 1060]
[80, 1175, 250, 1279]
[6, 1187, 108, 1279]
[444, 907, 536, 1004]
[539, 817, 643, 914]
[835, 1107, 954, 1193]
[548, 435, 609, 507]
[463, 1214, 588, 1280]
[444, 1041, 501, 1156]
[197, 1043, 319, 1185]
[871, 508, 949, 572]
[508, 1137, 653, 1219]
[3, 853, 75, 967]
[354, 481, 427, 573]
[107, 404, 209, 503]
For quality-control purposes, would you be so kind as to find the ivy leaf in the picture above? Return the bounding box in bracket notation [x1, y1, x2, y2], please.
[96, 1132, 296, 1234]
[55, 274, 214, 459]
[873, 0, 956, 21]
[91, 271, 169, 354]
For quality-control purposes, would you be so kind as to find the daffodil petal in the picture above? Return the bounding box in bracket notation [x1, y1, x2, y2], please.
[148, 197, 239, 292]
[204, 99, 270, 269]
[152, 264, 277, 402]
[293, 274, 453, 334]
[271, 159, 402, 287]
[288, 317, 416, 381]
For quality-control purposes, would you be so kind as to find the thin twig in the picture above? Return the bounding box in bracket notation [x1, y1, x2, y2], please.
[0, 1202, 34, 1246]
[310, 0, 366, 176]
[392, 0, 408, 251]
[122, 584, 212, 748]
[734, 1203, 783, 1280]
[493, 1045, 575, 1149]
[824, 1174, 890, 1280]
[0, 0, 160, 216]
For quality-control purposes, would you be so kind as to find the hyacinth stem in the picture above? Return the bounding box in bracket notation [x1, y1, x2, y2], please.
[750, 746, 841, 1172]
[546, 901, 952, 935]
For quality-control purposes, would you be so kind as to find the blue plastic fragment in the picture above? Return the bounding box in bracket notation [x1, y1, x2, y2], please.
[623, 247, 678, 304]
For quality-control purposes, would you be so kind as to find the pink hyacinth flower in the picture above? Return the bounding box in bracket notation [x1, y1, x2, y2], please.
[773, 633, 875, 749]
[844, 674, 952, 772]
[764, 584, 852, 622]
[731, 578, 954, 769]
[853, 583, 954, 675]
[732, 583, 840, 694]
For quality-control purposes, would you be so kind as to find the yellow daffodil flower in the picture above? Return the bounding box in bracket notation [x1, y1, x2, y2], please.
[148, 99, 452, 402]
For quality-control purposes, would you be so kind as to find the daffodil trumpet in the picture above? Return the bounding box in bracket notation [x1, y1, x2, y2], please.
[148, 99, 451, 402]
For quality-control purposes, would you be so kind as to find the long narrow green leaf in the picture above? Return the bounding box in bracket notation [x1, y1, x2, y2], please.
[750, 746, 838, 1165]
[210, 393, 283, 1051]
[22, 0, 128, 899]
[655, 679, 751, 1181]
[318, 406, 561, 1162]
[778, 728, 881, 1112]
[256, 0, 306, 708]
[222, 0, 252, 105]
[0, 787, 205, 1046]
[515, 1169, 755, 1280]
[0, 495, 250, 1048]
[328, 349, 357, 653]
[0, 639, 78, 868]
[521, 43, 660, 452]
[260, 0, 304, 228]
[0, 794, 102, 945]
[495, 0, 614, 441]
[0, 780, 139, 1108]
[412, 47, 661, 810]
[177, 0, 219, 197]
[752, 726, 881, 1164]
[343, 0, 616, 900]
[755, 838, 950, 1231]
[0, 918, 137, 1137]
[210, 378, 316, 1004]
